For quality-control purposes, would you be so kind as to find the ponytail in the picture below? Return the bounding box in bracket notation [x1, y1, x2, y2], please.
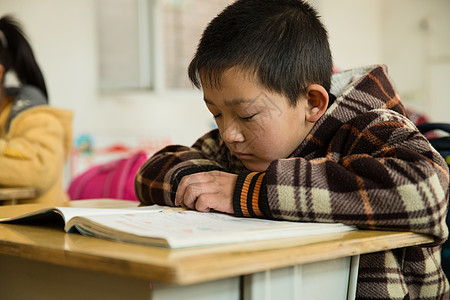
[0, 15, 48, 101]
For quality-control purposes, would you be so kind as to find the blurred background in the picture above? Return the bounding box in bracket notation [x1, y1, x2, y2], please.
[1, 0, 449, 182]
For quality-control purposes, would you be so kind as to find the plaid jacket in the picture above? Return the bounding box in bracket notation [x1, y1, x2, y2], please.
[135, 65, 450, 299]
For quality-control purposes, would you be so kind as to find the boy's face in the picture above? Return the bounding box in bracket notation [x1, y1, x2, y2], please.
[202, 68, 314, 172]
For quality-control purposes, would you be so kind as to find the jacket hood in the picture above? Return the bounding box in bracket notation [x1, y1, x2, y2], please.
[329, 64, 406, 117]
[292, 64, 407, 158]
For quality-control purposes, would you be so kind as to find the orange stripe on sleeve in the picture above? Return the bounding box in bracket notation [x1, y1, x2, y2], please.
[240, 172, 257, 217]
[252, 173, 265, 217]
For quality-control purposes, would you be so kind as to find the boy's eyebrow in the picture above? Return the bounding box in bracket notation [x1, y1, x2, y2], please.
[204, 97, 254, 107]
[204, 98, 215, 106]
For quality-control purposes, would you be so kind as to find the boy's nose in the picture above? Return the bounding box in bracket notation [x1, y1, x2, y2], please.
[221, 120, 245, 144]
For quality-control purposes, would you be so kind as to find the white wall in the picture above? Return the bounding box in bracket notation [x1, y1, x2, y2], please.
[312, 0, 450, 123]
[380, 0, 450, 123]
[313, 0, 383, 70]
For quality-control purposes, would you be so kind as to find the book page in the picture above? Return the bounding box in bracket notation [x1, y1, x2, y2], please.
[57, 205, 168, 225]
[71, 210, 356, 249]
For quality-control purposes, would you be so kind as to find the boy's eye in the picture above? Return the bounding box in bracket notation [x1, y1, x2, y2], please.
[213, 113, 222, 119]
[240, 114, 256, 121]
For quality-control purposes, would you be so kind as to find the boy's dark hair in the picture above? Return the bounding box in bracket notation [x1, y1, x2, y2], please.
[0, 15, 48, 101]
[188, 0, 332, 106]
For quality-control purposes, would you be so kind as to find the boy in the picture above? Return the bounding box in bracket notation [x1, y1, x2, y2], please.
[135, 0, 449, 298]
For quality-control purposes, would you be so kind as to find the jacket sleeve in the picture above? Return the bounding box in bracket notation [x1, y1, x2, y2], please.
[135, 129, 246, 206]
[0, 108, 70, 195]
[233, 110, 449, 244]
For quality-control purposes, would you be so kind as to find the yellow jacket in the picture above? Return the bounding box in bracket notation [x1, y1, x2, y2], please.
[0, 86, 73, 205]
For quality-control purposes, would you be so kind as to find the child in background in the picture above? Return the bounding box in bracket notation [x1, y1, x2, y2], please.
[0, 15, 72, 204]
[135, 0, 449, 298]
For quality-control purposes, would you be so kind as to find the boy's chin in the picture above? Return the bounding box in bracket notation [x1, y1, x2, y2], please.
[242, 161, 270, 172]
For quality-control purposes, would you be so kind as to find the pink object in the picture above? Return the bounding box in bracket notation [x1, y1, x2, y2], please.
[68, 151, 147, 201]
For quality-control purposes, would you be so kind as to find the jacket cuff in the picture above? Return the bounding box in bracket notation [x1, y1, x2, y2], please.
[233, 171, 271, 218]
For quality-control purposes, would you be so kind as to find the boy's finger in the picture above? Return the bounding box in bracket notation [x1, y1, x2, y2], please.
[183, 182, 219, 208]
[195, 193, 234, 214]
[175, 175, 195, 206]
[195, 194, 216, 212]
[182, 184, 201, 209]
[175, 172, 217, 206]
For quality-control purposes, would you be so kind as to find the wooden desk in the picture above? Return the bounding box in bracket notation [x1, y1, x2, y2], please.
[0, 200, 434, 300]
[0, 187, 36, 205]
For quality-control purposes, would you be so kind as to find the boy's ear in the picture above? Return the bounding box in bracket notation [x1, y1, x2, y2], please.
[305, 84, 329, 123]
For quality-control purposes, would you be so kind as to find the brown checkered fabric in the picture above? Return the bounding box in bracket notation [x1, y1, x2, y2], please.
[135, 65, 449, 299]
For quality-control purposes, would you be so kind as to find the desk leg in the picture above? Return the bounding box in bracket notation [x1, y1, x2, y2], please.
[243, 256, 355, 300]
[347, 255, 360, 300]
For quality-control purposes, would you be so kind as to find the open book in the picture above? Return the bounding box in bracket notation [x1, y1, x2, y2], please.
[0, 205, 356, 249]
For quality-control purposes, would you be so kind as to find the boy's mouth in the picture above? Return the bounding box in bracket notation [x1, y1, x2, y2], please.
[233, 151, 252, 159]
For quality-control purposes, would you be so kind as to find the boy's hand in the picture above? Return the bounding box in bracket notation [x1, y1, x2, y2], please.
[175, 171, 237, 214]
